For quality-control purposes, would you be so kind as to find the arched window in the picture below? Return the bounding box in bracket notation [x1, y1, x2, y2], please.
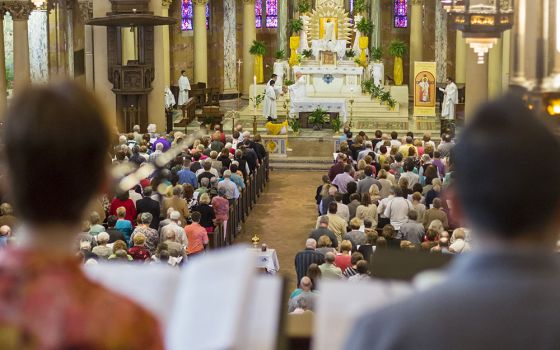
[181, 0, 210, 31]
[255, 0, 278, 29]
[394, 0, 408, 28]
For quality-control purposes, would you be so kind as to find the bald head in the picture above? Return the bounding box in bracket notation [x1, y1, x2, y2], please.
[306, 238, 317, 249]
[325, 252, 336, 263]
[300, 276, 312, 291]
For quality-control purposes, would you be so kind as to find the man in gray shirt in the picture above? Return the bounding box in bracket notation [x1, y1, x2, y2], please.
[346, 95, 560, 350]
[398, 210, 424, 244]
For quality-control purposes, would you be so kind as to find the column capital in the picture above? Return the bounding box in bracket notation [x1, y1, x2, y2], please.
[162, 0, 173, 9]
[410, 0, 423, 5]
[3, 1, 34, 20]
[192, 0, 208, 5]
[242, 0, 256, 5]
[77, 0, 93, 20]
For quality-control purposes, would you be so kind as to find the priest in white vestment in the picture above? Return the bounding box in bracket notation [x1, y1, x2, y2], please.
[264, 80, 278, 121]
[178, 70, 191, 106]
[289, 72, 307, 116]
[439, 77, 459, 119]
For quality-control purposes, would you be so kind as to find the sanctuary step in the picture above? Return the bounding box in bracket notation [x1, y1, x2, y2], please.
[269, 156, 333, 171]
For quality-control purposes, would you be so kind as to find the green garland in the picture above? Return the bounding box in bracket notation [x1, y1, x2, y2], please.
[361, 79, 398, 109]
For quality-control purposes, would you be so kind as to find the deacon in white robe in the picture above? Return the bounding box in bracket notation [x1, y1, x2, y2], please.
[178, 70, 191, 106]
[263, 80, 278, 121]
[439, 77, 459, 119]
[164, 87, 176, 109]
[288, 72, 308, 115]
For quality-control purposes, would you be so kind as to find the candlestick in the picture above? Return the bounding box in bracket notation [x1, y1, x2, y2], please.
[253, 75, 257, 108]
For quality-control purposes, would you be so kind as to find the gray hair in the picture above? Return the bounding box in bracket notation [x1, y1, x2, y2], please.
[140, 212, 153, 225]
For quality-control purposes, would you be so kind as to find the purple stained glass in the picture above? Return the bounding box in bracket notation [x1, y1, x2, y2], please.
[255, 0, 263, 28]
[266, 0, 277, 15]
[394, 0, 408, 28]
[181, 0, 210, 31]
[266, 16, 278, 28]
[256, 16, 262, 28]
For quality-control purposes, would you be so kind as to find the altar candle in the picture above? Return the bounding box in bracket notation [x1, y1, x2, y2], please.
[253, 75, 257, 103]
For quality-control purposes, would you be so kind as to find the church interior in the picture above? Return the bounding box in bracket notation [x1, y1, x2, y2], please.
[1, 0, 560, 349]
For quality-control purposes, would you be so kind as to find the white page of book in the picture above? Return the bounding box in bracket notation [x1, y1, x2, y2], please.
[83, 263, 180, 327]
[166, 246, 256, 350]
[313, 279, 412, 350]
[237, 275, 284, 350]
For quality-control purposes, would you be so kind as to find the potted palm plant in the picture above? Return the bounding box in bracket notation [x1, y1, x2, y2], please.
[388, 40, 407, 86]
[297, 0, 310, 14]
[308, 107, 328, 130]
[331, 116, 342, 134]
[250, 40, 267, 83]
[353, 0, 368, 14]
[370, 46, 384, 86]
[345, 49, 356, 59]
[356, 18, 373, 65]
[289, 19, 304, 66]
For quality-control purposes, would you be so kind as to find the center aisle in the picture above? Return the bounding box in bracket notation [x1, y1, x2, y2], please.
[236, 170, 324, 288]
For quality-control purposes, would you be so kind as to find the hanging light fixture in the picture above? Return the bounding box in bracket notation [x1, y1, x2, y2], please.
[443, 0, 514, 64]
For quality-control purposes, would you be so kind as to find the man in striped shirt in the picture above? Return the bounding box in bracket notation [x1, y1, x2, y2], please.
[294, 239, 324, 287]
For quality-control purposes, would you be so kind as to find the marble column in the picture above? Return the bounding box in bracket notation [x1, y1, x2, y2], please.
[435, 0, 447, 82]
[78, 0, 94, 88]
[56, 0, 69, 76]
[0, 9, 7, 115]
[524, 0, 538, 81]
[465, 48, 488, 120]
[277, 0, 287, 53]
[148, 0, 169, 132]
[370, 0, 381, 48]
[409, 0, 423, 91]
[92, 0, 116, 126]
[28, 9, 49, 83]
[161, 0, 171, 88]
[501, 30, 511, 91]
[455, 31, 466, 84]
[223, 0, 237, 92]
[487, 37, 503, 98]
[193, 0, 208, 84]
[6, 1, 34, 94]
[242, 0, 256, 95]
[510, 0, 526, 86]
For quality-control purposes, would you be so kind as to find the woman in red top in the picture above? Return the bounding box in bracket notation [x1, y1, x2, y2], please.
[109, 191, 137, 227]
[335, 240, 353, 273]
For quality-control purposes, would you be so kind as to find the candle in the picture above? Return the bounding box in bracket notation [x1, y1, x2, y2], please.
[253, 75, 257, 110]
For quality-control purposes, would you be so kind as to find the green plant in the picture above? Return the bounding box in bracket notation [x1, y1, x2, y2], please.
[308, 108, 328, 129]
[387, 98, 397, 109]
[361, 79, 374, 93]
[356, 17, 374, 36]
[249, 40, 267, 56]
[297, 0, 311, 14]
[388, 40, 407, 57]
[345, 49, 356, 58]
[331, 116, 342, 133]
[302, 49, 313, 59]
[353, 0, 368, 14]
[288, 116, 301, 132]
[289, 18, 304, 36]
[250, 92, 266, 107]
[354, 57, 366, 67]
[275, 49, 286, 60]
[371, 47, 383, 61]
[284, 79, 295, 86]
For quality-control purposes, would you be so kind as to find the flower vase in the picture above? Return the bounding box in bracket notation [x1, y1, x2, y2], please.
[359, 36, 369, 66]
[289, 36, 300, 67]
[394, 56, 404, 86]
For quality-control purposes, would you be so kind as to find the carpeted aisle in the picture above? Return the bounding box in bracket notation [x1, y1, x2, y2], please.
[236, 170, 324, 288]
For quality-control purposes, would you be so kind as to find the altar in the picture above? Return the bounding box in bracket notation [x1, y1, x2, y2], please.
[291, 97, 347, 122]
[293, 65, 363, 96]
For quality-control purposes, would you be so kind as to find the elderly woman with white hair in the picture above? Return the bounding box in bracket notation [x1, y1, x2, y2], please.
[449, 228, 471, 254]
[92, 232, 112, 259]
[130, 212, 159, 255]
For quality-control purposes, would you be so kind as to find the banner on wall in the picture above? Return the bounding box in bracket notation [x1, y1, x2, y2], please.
[413, 62, 437, 117]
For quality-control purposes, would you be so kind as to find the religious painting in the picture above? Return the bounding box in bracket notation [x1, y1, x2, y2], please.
[320, 51, 337, 66]
[319, 18, 338, 40]
[413, 62, 437, 117]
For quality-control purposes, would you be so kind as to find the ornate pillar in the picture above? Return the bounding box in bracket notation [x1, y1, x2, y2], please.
[78, 0, 94, 88]
[5, 1, 34, 93]
[510, 0, 526, 86]
[277, 0, 287, 53]
[193, 0, 208, 84]
[409, 0, 423, 91]
[370, 0, 381, 48]
[161, 0, 171, 88]
[488, 37, 503, 98]
[455, 31, 466, 84]
[435, 0, 447, 82]
[242, 0, 256, 95]
[223, 0, 237, 92]
[0, 8, 7, 115]
[501, 30, 511, 91]
[465, 48, 488, 120]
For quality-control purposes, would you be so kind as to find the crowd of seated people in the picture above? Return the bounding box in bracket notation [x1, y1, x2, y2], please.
[293, 128, 471, 313]
[0, 123, 268, 266]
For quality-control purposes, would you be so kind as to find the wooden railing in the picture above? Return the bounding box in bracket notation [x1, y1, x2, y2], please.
[210, 156, 270, 248]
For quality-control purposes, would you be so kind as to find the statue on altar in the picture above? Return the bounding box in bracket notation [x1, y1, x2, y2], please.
[323, 19, 336, 42]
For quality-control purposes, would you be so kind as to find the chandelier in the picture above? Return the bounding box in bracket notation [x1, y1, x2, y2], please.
[442, 0, 514, 64]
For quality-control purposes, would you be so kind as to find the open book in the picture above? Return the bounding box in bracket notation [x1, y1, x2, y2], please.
[84, 246, 284, 350]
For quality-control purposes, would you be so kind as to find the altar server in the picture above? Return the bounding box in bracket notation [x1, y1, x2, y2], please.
[439, 77, 459, 119]
[178, 70, 191, 106]
[264, 80, 278, 121]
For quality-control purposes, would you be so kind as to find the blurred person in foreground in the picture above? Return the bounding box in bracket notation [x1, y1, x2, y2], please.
[346, 94, 560, 349]
[0, 82, 163, 349]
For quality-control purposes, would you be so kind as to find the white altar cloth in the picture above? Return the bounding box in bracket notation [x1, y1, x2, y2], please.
[291, 98, 347, 122]
[310, 40, 347, 59]
[293, 65, 363, 96]
[293, 66, 364, 75]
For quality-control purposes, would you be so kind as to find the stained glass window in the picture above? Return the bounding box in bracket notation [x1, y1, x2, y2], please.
[255, 0, 263, 28]
[394, 0, 408, 28]
[255, 0, 277, 28]
[265, 0, 278, 28]
[181, 0, 210, 31]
